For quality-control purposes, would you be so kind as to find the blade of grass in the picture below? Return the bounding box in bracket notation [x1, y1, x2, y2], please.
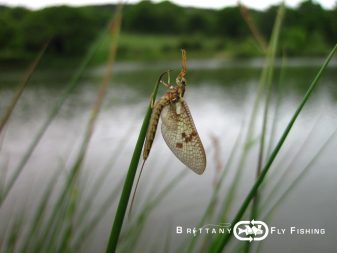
[256, 127, 337, 253]
[71, 178, 124, 251]
[0, 158, 9, 197]
[239, 3, 267, 53]
[245, 4, 284, 252]
[217, 4, 283, 222]
[0, 21, 113, 205]
[260, 116, 321, 211]
[262, 127, 337, 220]
[266, 52, 287, 156]
[183, 128, 243, 253]
[133, 153, 171, 215]
[105, 70, 168, 253]
[0, 40, 49, 135]
[73, 121, 136, 232]
[1, 211, 25, 253]
[27, 7, 123, 252]
[119, 169, 187, 252]
[19, 169, 61, 253]
[40, 6, 123, 252]
[163, 222, 172, 253]
[210, 43, 337, 252]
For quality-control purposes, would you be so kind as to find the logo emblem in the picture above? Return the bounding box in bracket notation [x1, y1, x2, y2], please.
[233, 220, 269, 242]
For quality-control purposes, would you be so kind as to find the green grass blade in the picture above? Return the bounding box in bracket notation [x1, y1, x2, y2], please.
[245, 4, 285, 252]
[73, 119, 137, 232]
[71, 178, 124, 251]
[0, 25, 109, 205]
[262, 127, 337, 221]
[1, 211, 25, 253]
[119, 169, 187, 252]
[19, 169, 61, 253]
[105, 71, 167, 253]
[0, 40, 49, 135]
[260, 116, 320, 211]
[183, 129, 243, 253]
[266, 53, 287, 156]
[210, 43, 337, 252]
[39, 7, 123, 252]
[255, 127, 337, 253]
[217, 5, 285, 224]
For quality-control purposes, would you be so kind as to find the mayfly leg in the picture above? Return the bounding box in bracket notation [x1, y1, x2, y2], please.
[160, 69, 173, 89]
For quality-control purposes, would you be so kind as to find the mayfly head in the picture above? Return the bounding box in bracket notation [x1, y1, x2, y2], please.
[176, 48, 187, 97]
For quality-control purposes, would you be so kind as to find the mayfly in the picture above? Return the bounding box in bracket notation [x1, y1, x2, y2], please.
[129, 49, 206, 215]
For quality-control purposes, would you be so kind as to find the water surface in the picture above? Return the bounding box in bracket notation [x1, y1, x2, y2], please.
[1, 58, 337, 252]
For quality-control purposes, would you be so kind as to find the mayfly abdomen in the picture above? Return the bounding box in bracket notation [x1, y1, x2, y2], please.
[143, 96, 171, 160]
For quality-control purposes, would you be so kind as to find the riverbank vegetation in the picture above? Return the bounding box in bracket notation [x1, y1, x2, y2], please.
[0, 0, 336, 63]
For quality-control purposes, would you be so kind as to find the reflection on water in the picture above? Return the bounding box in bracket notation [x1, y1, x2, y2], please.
[1, 58, 337, 253]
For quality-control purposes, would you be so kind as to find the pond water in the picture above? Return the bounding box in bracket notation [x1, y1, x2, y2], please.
[1, 57, 337, 253]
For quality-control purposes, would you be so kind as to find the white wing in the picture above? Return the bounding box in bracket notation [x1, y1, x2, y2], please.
[161, 100, 206, 174]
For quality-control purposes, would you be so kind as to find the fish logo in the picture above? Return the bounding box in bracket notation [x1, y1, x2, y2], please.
[234, 220, 269, 242]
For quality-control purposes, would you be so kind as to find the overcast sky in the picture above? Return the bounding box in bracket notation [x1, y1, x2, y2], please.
[0, 0, 335, 10]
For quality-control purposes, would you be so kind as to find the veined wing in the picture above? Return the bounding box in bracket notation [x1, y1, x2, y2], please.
[161, 100, 206, 174]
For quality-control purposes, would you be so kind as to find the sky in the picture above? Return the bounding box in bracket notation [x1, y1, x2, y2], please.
[0, 0, 335, 10]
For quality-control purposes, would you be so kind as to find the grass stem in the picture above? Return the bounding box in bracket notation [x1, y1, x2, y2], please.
[211, 43, 337, 252]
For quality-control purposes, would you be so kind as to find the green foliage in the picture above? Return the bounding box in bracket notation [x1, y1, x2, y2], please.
[105, 71, 166, 253]
[216, 7, 248, 38]
[1, 2, 337, 253]
[282, 26, 307, 54]
[0, 15, 15, 48]
[122, 1, 183, 34]
[20, 6, 98, 55]
[0, 0, 336, 61]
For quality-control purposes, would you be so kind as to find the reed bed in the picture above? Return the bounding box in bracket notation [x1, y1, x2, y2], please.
[0, 2, 336, 253]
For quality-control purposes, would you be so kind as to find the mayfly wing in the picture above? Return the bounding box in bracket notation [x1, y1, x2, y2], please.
[161, 100, 206, 174]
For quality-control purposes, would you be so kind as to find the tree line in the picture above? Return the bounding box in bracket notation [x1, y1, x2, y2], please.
[0, 0, 336, 60]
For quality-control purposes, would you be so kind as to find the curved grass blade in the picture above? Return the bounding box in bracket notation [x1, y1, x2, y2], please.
[0, 40, 49, 135]
[183, 129, 243, 253]
[35, 7, 123, 252]
[19, 169, 61, 253]
[71, 178, 124, 251]
[118, 169, 187, 253]
[260, 116, 320, 211]
[210, 43, 337, 252]
[262, 127, 337, 220]
[245, 4, 285, 252]
[105, 71, 168, 253]
[255, 127, 337, 253]
[0, 23, 112, 205]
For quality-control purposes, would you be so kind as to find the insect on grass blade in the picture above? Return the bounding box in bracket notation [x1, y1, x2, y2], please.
[129, 49, 206, 216]
[144, 49, 206, 173]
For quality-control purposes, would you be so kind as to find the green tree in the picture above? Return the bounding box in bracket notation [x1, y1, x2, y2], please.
[258, 5, 278, 38]
[216, 7, 248, 38]
[186, 10, 214, 35]
[0, 13, 15, 49]
[0, 7, 29, 51]
[20, 6, 98, 56]
[324, 7, 337, 44]
[123, 1, 183, 34]
[124, 1, 158, 33]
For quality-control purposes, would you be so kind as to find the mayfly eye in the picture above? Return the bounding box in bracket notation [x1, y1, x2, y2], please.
[181, 78, 186, 85]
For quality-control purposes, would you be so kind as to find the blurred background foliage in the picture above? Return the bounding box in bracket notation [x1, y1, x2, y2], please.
[0, 0, 336, 62]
